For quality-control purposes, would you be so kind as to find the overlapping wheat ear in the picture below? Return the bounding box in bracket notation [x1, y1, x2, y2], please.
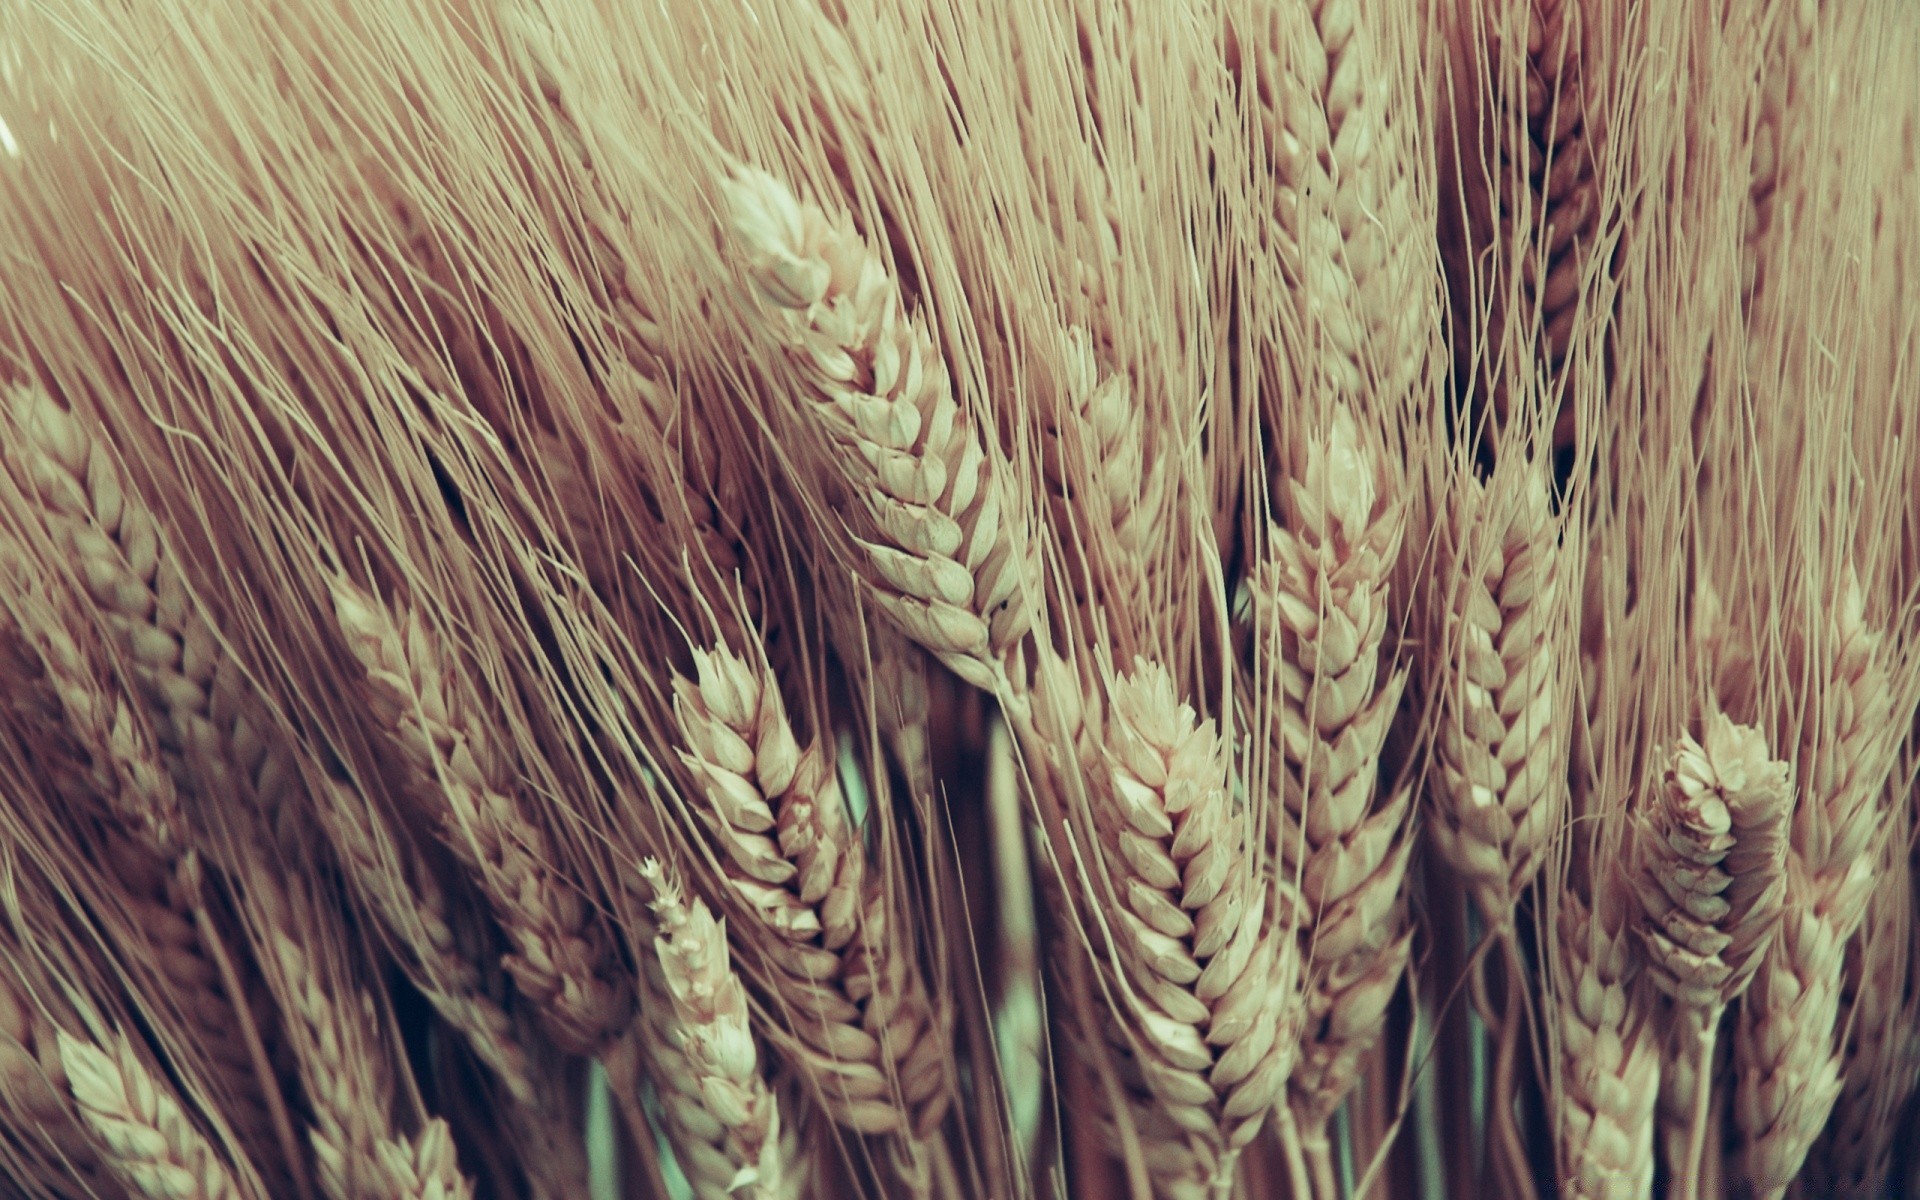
[1733, 576, 1907, 1198]
[668, 638, 951, 1162]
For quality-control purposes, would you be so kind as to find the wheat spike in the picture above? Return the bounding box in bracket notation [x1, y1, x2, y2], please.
[1490, 0, 1602, 375]
[1802, 828, 1916, 1198]
[311, 777, 536, 1105]
[723, 164, 1038, 694]
[1429, 469, 1568, 925]
[1042, 326, 1169, 648]
[1251, 409, 1412, 1137]
[1629, 715, 1791, 1011]
[330, 575, 632, 1054]
[637, 859, 793, 1200]
[4, 386, 301, 846]
[259, 921, 397, 1200]
[1629, 714, 1791, 1195]
[1730, 574, 1906, 1195]
[1086, 658, 1295, 1188]
[5, 600, 281, 1156]
[1235, 0, 1428, 400]
[374, 1120, 475, 1200]
[1731, 899, 1848, 1199]
[1550, 886, 1657, 1199]
[58, 1030, 244, 1200]
[0, 959, 116, 1197]
[1790, 570, 1902, 925]
[671, 641, 949, 1142]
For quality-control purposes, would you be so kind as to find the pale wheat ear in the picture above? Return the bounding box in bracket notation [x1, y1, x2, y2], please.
[721, 162, 1041, 698]
[327, 573, 633, 1056]
[635, 856, 799, 1200]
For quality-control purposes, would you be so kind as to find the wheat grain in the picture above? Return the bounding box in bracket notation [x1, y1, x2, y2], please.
[1550, 886, 1656, 1199]
[59, 1030, 244, 1200]
[637, 858, 794, 1200]
[670, 639, 950, 1144]
[330, 575, 632, 1054]
[723, 164, 1038, 695]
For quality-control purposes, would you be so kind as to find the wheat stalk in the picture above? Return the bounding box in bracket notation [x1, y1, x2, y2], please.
[58, 1030, 244, 1200]
[330, 575, 632, 1054]
[723, 164, 1038, 695]
[670, 639, 950, 1148]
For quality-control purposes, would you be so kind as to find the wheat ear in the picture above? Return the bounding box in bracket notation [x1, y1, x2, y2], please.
[331, 575, 632, 1054]
[1238, 0, 1427, 401]
[1429, 468, 1567, 921]
[312, 776, 536, 1104]
[723, 164, 1037, 695]
[375, 1120, 475, 1200]
[1628, 714, 1790, 1197]
[1550, 885, 1657, 1199]
[0, 957, 116, 1195]
[1044, 326, 1169, 628]
[1490, 0, 1602, 376]
[1732, 575, 1905, 1197]
[59, 1030, 244, 1200]
[637, 859, 794, 1200]
[1083, 658, 1295, 1190]
[1252, 410, 1412, 1155]
[1427, 466, 1565, 1198]
[671, 641, 950, 1143]
[5, 386, 300, 844]
[11, 605, 283, 1158]
[1802, 827, 1915, 1198]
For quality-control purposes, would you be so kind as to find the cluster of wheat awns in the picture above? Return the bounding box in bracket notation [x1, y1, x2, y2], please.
[0, 0, 1915, 1197]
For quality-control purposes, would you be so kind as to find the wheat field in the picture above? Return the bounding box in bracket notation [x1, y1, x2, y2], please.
[0, 0, 1915, 1197]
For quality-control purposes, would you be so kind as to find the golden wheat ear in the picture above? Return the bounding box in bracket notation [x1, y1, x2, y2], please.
[721, 164, 1040, 697]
